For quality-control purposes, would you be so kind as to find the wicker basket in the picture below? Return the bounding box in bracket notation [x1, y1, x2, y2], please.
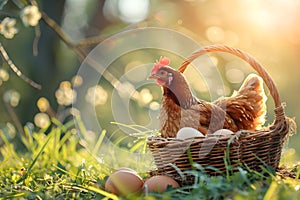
[147, 45, 294, 185]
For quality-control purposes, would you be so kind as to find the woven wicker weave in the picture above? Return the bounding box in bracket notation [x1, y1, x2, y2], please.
[147, 45, 294, 185]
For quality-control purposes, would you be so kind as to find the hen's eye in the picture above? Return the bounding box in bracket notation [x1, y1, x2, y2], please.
[159, 70, 166, 75]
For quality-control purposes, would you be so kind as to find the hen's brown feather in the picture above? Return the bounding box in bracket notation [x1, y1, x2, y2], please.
[214, 74, 267, 131]
[158, 71, 266, 138]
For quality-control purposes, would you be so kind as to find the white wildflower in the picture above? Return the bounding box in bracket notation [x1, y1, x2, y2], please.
[34, 113, 50, 129]
[85, 85, 108, 106]
[71, 75, 83, 87]
[0, 17, 18, 39]
[37, 97, 50, 112]
[0, 68, 9, 81]
[55, 81, 77, 106]
[3, 89, 21, 107]
[20, 5, 42, 27]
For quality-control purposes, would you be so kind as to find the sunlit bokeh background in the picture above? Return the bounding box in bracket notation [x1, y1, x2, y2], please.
[1, 0, 299, 159]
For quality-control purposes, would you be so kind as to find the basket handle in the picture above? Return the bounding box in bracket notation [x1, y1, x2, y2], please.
[178, 44, 285, 121]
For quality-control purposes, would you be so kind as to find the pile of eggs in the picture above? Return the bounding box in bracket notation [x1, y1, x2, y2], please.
[176, 127, 233, 140]
[105, 167, 179, 196]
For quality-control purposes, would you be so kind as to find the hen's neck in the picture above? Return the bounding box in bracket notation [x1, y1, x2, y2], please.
[163, 73, 196, 109]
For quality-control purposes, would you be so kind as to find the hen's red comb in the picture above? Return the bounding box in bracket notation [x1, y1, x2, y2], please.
[151, 56, 170, 74]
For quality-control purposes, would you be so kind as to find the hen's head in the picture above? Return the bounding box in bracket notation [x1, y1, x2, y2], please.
[148, 57, 176, 86]
[148, 56, 195, 108]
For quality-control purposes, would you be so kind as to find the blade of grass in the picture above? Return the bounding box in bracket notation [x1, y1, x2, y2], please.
[21, 125, 34, 150]
[0, 130, 20, 160]
[52, 164, 104, 182]
[62, 118, 76, 130]
[16, 134, 52, 183]
[52, 164, 86, 181]
[84, 185, 119, 200]
[113, 135, 130, 146]
[74, 115, 88, 139]
[263, 180, 278, 200]
[296, 166, 300, 179]
[111, 122, 142, 133]
[205, 165, 223, 174]
[92, 130, 106, 155]
[0, 192, 28, 199]
[111, 122, 157, 138]
[142, 138, 148, 153]
[186, 144, 195, 170]
[53, 127, 61, 158]
[236, 167, 255, 189]
[167, 163, 186, 182]
[192, 163, 205, 172]
[58, 130, 73, 150]
[0, 130, 12, 150]
[253, 154, 276, 177]
[128, 130, 155, 137]
[224, 135, 236, 181]
[128, 124, 151, 131]
[51, 117, 67, 133]
[243, 163, 267, 179]
[129, 139, 146, 153]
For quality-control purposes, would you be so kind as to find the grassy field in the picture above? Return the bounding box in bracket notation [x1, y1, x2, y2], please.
[0, 118, 299, 200]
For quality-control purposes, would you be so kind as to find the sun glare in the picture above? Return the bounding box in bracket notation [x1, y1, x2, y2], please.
[118, 0, 149, 23]
[242, 0, 299, 30]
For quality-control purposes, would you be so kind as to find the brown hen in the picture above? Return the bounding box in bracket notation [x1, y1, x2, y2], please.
[148, 57, 267, 138]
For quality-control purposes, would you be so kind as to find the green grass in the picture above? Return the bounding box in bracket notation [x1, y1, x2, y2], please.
[0, 118, 299, 200]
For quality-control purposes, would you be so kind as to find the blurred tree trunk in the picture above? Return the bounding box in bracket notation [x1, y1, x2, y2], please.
[18, 0, 67, 124]
[85, 0, 111, 38]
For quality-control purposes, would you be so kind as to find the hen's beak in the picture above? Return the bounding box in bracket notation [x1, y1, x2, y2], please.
[147, 73, 158, 80]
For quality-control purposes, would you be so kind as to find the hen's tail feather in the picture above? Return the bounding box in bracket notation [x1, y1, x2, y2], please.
[214, 74, 267, 130]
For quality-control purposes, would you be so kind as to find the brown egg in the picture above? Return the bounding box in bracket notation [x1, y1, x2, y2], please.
[113, 167, 138, 175]
[144, 175, 180, 193]
[105, 170, 144, 196]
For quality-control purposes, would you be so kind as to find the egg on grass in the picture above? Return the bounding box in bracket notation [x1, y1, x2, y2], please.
[113, 167, 138, 174]
[105, 168, 144, 196]
[144, 175, 180, 193]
